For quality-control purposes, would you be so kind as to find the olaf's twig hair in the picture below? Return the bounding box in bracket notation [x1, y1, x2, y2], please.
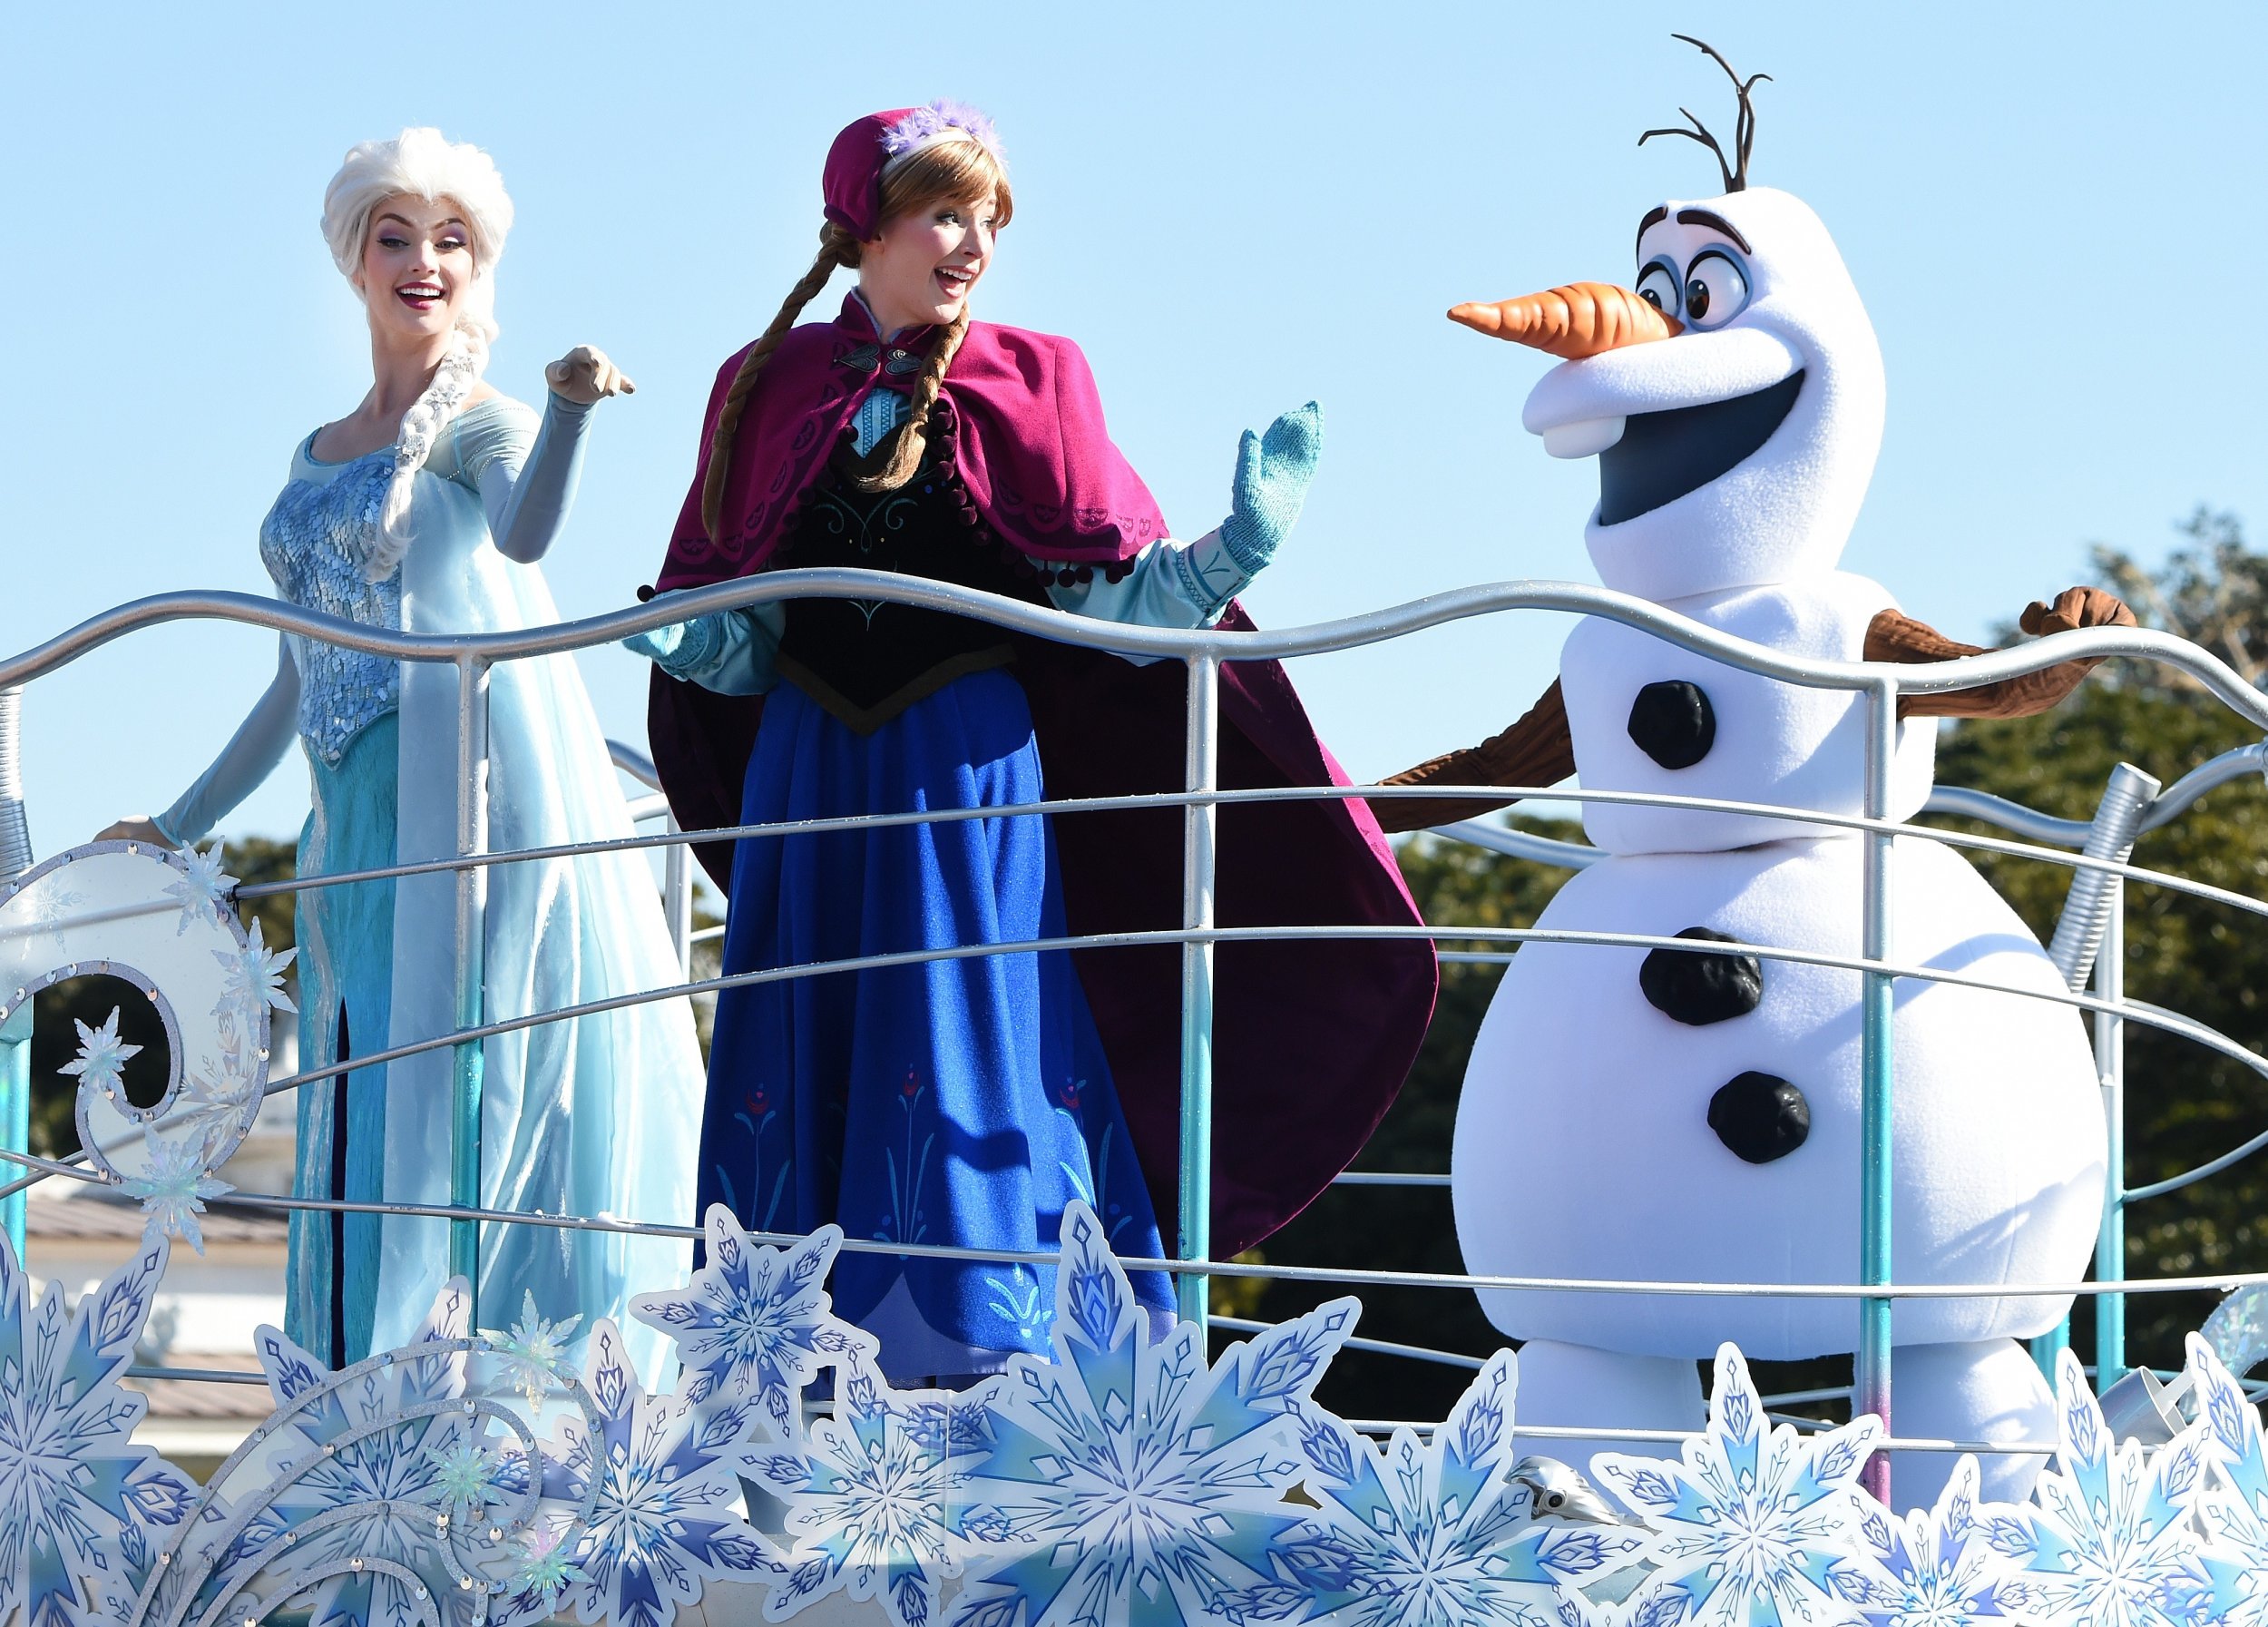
[1638, 34, 1770, 192]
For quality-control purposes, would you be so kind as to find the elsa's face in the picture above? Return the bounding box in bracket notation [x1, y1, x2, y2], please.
[354, 194, 476, 345]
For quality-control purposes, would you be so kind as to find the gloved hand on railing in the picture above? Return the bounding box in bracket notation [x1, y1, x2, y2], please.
[622, 613, 725, 680]
[1217, 401, 1323, 576]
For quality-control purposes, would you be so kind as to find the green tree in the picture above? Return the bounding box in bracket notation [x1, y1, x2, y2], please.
[2090, 507, 2265, 693]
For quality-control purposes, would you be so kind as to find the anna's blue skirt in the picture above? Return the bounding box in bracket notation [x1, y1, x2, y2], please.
[698, 669, 1171, 1379]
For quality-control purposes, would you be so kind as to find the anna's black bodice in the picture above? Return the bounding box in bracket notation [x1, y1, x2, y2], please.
[769, 425, 1042, 731]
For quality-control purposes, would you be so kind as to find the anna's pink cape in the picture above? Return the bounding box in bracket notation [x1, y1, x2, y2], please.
[650, 299, 1437, 1256]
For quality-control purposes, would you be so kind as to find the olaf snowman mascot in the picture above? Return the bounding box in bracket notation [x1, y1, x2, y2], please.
[1379, 40, 2135, 1507]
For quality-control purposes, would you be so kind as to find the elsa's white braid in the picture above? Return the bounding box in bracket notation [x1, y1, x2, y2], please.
[361, 317, 490, 581]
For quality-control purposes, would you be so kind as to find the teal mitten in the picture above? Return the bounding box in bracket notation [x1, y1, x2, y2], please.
[1218, 401, 1323, 576]
[622, 613, 721, 678]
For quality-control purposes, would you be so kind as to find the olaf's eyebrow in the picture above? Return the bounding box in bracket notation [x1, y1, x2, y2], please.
[1675, 208, 1752, 253]
[1634, 205, 1669, 262]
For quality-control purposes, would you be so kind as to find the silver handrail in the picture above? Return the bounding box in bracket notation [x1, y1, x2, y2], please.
[9, 574, 2266, 724]
[10, 573, 2268, 1455]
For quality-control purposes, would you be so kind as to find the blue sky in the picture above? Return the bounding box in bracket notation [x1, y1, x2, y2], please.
[5, 1, 2263, 853]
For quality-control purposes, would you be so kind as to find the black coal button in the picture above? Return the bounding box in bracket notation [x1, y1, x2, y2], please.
[1641, 927, 1764, 1025]
[1708, 1072, 1810, 1164]
[1628, 680, 1716, 769]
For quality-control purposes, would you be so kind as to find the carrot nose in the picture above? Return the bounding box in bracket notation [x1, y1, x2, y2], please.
[1448, 281, 1682, 358]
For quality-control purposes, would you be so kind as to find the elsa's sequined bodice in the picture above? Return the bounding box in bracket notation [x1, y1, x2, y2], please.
[258, 450, 402, 765]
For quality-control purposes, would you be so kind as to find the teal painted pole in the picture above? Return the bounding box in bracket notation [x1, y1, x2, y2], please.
[1176, 654, 1219, 1334]
[2094, 897, 2127, 1390]
[449, 656, 491, 1308]
[0, 1005, 28, 1259]
[1856, 681, 1897, 1506]
[2029, 1318, 2071, 1379]
[0, 687, 34, 1261]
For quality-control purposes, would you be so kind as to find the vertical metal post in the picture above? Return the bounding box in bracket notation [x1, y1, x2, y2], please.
[1857, 679, 1898, 1505]
[2094, 894, 2127, 1389]
[1177, 654, 1220, 1334]
[450, 655, 491, 1308]
[664, 816, 693, 981]
[2048, 764, 2159, 992]
[0, 686, 34, 1260]
[2035, 762, 2154, 1381]
[0, 1006, 27, 1258]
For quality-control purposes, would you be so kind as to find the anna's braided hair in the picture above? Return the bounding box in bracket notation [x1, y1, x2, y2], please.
[699, 137, 1013, 541]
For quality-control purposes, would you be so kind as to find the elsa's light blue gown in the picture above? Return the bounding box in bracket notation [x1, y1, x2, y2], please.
[157, 393, 702, 1374]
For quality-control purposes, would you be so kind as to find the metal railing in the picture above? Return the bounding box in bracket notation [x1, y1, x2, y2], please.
[6, 572, 2268, 1494]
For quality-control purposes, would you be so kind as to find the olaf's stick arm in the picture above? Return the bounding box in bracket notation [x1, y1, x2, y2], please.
[1370, 680, 1578, 833]
[1872, 587, 2136, 720]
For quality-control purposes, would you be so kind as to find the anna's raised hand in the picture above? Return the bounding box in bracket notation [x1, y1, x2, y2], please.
[1218, 401, 1323, 577]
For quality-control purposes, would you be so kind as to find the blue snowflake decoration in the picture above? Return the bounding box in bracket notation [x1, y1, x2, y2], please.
[0, 1231, 207, 1627]
[1213, 1348, 1644, 1627]
[1593, 1342, 1882, 1627]
[2185, 1332, 2268, 1627]
[631, 1207, 871, 1443]
[948, 1201, 1357, 1627]
[756, 1364, 1011, 1627]
[537, 1318, 786, 1627]
[1829, 1455, 2019, 1625]
[132, 1276, 588, 1627]
[1986, 1348, 2210, 1627]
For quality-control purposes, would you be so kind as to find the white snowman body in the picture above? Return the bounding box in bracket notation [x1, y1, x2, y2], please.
[1450, 186, 2106, 1501]
[1452, 834, 2106, 1357]
[1562, 572, 1936, 855]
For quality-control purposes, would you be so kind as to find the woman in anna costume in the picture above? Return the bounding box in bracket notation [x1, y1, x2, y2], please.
[634, 103, 1434, 1381]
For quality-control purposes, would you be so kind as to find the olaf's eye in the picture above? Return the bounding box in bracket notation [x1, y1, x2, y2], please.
[1635, 262, 1680, 316]
[1683, 250, 1750, 328]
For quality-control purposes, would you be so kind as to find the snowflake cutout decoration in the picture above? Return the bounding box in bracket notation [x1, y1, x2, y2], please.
[215, 916, 296, 1017]
[1828, 1454, 2020, 1626]
[949, 1201, 1357, 1627]
[1214, 1348, 1643, 1627]
[1593, 1342, 1882, 1627]
[169, 1007, 264, 1166]
[144, 1277, 557, 1627]
[8, 873, 90, 954]
[757, 1362, 1011, 1627]
[161, 843, 235, 934]
[2180, 1332, 2268, 1627]
[631, 1208, 870, 1440]
[1986, 1347, 2210, 1627]
[59, 1005, 141, 1100]
[491, 1290, 585, 1412]
[0, 1231, 208, 1627]
[120, 1136, 233, 1253]
[536, 1318, 785, 1627]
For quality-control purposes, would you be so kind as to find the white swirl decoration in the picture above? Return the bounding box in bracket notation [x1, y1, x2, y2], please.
[0, 839, 291, 1245]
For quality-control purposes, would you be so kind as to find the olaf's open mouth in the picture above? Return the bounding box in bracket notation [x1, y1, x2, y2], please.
[1598, 370, 1804, 526]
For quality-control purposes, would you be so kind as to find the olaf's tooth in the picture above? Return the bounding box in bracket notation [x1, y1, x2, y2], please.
[1541, 417, 1626, 459]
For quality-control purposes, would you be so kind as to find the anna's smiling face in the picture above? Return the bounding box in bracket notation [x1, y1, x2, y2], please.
[856, 191, 999, 338]
[353, 194, 476, 344]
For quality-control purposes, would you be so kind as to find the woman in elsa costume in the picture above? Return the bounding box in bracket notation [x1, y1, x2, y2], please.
[103, 129, 702, 1372]
[634, 104, 1436, 1384]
